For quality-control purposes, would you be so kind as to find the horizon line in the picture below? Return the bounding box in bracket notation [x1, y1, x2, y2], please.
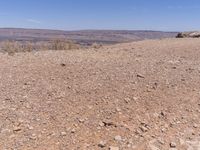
[0, 27, 181, 33]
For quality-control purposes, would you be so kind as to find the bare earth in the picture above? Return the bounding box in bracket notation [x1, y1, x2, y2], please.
[0, 38, 200, 150]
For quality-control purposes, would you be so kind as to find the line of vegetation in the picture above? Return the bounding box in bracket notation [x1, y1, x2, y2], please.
[0, 39, 81, 55]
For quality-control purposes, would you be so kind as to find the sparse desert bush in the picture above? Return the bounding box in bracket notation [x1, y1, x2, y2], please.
[0, 39, 80, 55]
[22, 41, 34, 52]
[50, 39, 80, 50]
[37, 42, 51, 50]
[91, 42, 103, 49]
[1, 40, 35, 55]
[1, 40, 21, 55]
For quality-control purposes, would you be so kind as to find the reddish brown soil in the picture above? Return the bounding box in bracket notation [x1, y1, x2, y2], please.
[0, 38, 200, 150]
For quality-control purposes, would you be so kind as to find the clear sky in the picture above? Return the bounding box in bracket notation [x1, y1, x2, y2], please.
[0, 0, 200, 31]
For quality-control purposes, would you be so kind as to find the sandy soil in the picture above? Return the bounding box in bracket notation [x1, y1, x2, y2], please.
[0, 38, 200, 150]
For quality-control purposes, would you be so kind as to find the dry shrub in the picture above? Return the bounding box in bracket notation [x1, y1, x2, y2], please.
[50, 39, 80, 50]
[91, 42, 103, 49]
[22, 41, 34, 52]
[0, 39, 80, 55]
[1, 40, 21, 55]
[1, 41, 35, 55]
[37, 42, 50, 50]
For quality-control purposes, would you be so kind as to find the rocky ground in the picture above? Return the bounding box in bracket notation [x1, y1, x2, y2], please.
[0, 38, 200, 150]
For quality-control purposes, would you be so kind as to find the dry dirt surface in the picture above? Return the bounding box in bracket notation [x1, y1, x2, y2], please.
[0, 38, 200, 150]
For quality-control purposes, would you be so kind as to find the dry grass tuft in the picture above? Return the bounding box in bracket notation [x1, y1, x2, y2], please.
[50, 39, 80, 50]
[1, 41, 21, 56]
[91, 42, 103, 49]
[0, 39, 80, 55]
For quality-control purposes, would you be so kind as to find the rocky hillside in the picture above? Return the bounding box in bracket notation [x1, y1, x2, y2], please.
[0, 38, 200, 149]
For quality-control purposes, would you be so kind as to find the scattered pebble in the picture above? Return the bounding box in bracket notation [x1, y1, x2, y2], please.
[71, 129, 76, 133]
[78, 118, 85, 123]
[158, 138, 165, 145]
[137, 74, 145, 78]
[140, 126, 148, 132]
[61, 132, 67, 136]
[60, 63, 66, 67]
[193, 124, 198, 128]
[99, 122, 105, 127]
[13, 127, 21, 132]
[109, 146, 119, 150]
[170, 142, 176, 148]
[160, 111, 166, 117]
[30, 134, 37, 140]
[124, 98, 131, 103]
[114, 135, 122, 142]
[98, 141, 107, 148]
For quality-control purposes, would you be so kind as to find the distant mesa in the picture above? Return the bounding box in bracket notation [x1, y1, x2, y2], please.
[176, 31, 200, 38]
[0, 28, 177, 45]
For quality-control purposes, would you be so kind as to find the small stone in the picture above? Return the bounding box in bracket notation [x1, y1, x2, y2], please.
[9, 134, 16, 139]
[127, 144, 131, 148]
[84, 143, 90, 148]
[179, 139, 185, 145]
[18, 118, 24, 123]
[116, 107, 121, 112]
[135, 129, 142, 135]
[160, 111, 166, 117]
[124, 98, 131, 103]
[99, 122, 105, 127]
[170, 142, 176, 148]
[97, 126, 101, 130]
[133, 97, 138, 101]
[30, 134, 37, 140]
[78, 118, 85, 123]
[109, 146, 119, 150]
[13, 127, 21, 132]
[158, 138, 165, 145]
[193, 124, 198, 128]
[161, 128, 166, 133]
[61, 132, 67, 136]
[98, 141, 107, 148]
[102, 121, 116, 127]
[137, 74, 145, 78]
[71, 129, 76, 133]
[140, 126, 148, 132]
[28, 126, 34, 130]
[60, 63, 66, 67]
[114, 135, 122, 142]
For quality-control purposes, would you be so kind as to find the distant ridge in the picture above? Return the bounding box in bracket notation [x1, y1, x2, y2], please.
[0, 28, 178, 45]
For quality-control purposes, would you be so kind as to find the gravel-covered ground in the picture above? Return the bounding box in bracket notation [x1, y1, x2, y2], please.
[0, 38, 200, 150]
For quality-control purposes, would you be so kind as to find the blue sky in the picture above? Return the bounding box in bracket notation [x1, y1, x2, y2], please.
[0, 0, 200, 31]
